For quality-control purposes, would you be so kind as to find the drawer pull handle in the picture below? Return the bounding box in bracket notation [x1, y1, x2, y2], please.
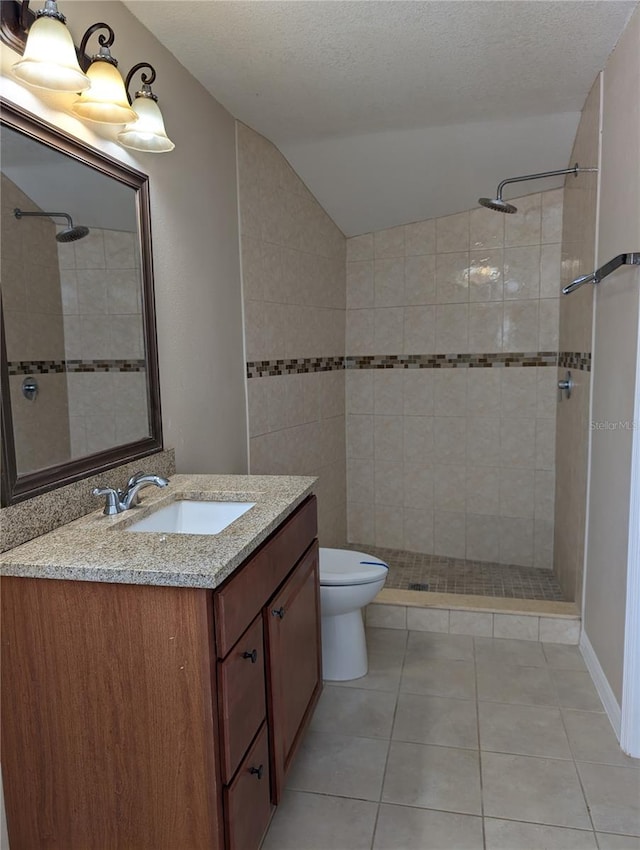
[249, 764, 264, 780]
[271, 606, 285, 620]
[242, 649, 258, 663]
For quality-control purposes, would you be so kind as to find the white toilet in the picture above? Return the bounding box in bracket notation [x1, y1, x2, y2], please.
[319, 548, 389, 681]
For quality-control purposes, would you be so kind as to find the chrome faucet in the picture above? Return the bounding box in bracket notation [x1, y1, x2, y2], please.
[93, 473, 169, 515]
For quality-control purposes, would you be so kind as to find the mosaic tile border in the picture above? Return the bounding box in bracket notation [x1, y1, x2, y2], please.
[558, 351, 591, 371]
[346, 352, 558, 369]
[8, 359, 146, 375]
[246, 352, 559, 377]
[246, 356, 344, 378]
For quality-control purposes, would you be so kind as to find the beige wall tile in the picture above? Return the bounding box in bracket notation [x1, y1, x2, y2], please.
[539, 617, 580, 644]
[466, 514, 501, 562]
[436, 304, 469, 353]
[450, 610, 493, 637]
[434, 416, 467, 464]
[540, 243, 562, 298]
[374, 226, 405, 258]
[434, 511, 466, 558]
[374, 258, 405, 306]
[466, 467, 501, 515]
[347, 308, 375, 354]
[434, 465, 467, 512]
[470, 207, 504, 250]
[366, 604, 407, 629]
[436, 211, 470, 253]
[348, 500, 375, 543]
[469, 249, 504, 302]
[375, 505, 404, 548]
[347, 233, 374, 262]
[493, 613, 540, 640]
[375, 461, 404, 506]
[347, 370, 374, 414]
[403, 370, 435, 416]
[500, 468, 535, 518]
[374, 307, 404, 353]
[347, 414, 374, 459]
[467, 370, 501, 416]
[504, 193, 542, 247]
[374, 415, 404, 462]
[468, 303, 504, 352]
[403, 464, 435, 511]
[374, 370, 404, 415]
[406, 607, 449, 633]
[436, 252, 470, 303]
[542, 188, 564, 244]
[504, 246, 541, 301]
[404, 254, 436, 305]
[347, 261, 374, 308]
[405, 219, 436, 256]
[403, 306, 436, 354]
[434, 369, 467, 416]
[500, 517, 534, 566]
[403, 417, 434, 463]
[404, 507, 435, 552]
[503, 300, 539, 351]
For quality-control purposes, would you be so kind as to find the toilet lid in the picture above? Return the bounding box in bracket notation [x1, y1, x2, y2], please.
[319, 548, 389, 586]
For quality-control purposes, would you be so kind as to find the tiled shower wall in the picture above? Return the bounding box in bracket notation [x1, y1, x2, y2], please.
[554, 76, 600, 603]
[237, 123, 347, 545]
[58, 226, 148, 458]
[1, 174, 71, 473]
[346, 190, 563, 568]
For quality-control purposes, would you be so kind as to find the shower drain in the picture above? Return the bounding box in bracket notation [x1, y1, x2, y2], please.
[408, 582, 430, 592]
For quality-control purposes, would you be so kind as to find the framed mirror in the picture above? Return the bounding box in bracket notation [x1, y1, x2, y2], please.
[0, 100, 162, 505]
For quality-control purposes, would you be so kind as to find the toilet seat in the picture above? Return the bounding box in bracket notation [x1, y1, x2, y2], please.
[319, 548, 388, 586]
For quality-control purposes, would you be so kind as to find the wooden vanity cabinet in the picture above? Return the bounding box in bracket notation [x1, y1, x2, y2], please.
[1, 495, 321, 850]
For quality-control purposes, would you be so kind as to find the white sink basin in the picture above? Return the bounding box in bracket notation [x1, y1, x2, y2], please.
[125, 500, 256, 535]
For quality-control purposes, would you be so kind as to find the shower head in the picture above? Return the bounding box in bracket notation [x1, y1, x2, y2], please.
[55, 224, 90, 243]
[478, 163, 598, 214]
[14, 208, 90, 242]
[478, 197, 518, 214]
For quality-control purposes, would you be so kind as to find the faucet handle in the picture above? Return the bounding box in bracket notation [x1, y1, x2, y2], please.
[126, 470, 146, 489]
[93, 487, 123, 516]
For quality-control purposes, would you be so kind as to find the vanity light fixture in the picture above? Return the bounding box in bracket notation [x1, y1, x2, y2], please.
[71, 23, 136, 125]
[2, 1, 175, 151]
[10, 0, 90, 93]
[117, 63, 175, 153]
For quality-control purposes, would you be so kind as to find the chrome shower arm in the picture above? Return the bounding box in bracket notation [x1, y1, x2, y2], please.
[562, 253, 640, 295]
[495, 163, 593, 200]
[14, 208, 72, 228]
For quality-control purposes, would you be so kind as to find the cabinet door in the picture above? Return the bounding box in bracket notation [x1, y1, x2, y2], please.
[265, 541, 322, 802]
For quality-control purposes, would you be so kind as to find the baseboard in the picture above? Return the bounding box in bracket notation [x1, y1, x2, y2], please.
[580, 629, 622, 739]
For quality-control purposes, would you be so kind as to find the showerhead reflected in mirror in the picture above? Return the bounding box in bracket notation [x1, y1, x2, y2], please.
[14, 208, 90, 242]
[0, 101, 162, 506]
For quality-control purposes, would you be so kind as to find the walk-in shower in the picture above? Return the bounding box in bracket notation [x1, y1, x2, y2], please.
[478, 163, 597, 214]
[14, 208, 90, 242]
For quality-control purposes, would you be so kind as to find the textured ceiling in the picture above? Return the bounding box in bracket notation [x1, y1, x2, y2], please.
[126, 0, 637, 234]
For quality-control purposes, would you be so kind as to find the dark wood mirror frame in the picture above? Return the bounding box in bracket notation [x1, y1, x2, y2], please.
[0, 99, 163, 506]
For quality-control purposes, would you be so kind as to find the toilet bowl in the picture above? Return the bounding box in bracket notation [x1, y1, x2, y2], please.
[319, 548, 388, 681]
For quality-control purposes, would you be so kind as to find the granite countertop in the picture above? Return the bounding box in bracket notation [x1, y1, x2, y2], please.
[0, 474, 316, 589]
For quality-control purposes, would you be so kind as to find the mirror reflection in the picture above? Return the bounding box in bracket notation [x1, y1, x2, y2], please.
[1, 122, 151, 478]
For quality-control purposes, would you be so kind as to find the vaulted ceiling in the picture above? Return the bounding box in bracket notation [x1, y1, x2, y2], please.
[126, 1, 637, 235]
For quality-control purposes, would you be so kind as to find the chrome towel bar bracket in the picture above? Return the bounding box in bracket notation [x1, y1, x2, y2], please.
[563, 253, 640, 295]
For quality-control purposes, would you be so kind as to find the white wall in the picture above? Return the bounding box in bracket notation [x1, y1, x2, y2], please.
[583, 4, 640, 725]
[0, 0, 248, 477]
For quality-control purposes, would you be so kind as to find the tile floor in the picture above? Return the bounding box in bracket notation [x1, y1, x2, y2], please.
[262, 629, 640, 850]
[346, 544, 566, 601]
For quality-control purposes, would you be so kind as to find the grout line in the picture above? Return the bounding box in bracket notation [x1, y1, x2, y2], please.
[473, 636, 488, 850]
[557, 703, 601, 844]
[370, 628, 409, 849]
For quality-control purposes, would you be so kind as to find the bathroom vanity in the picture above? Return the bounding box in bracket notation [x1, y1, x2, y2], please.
[0, 475, 321, 850]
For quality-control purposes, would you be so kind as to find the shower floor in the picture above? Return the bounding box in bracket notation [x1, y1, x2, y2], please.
[346, 544, 567, 602]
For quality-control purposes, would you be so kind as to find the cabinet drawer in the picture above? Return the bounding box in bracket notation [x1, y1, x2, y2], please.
[215, 496, 317, 657]
[223, 723, 273, 850]
[217, 615, 266, 784]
